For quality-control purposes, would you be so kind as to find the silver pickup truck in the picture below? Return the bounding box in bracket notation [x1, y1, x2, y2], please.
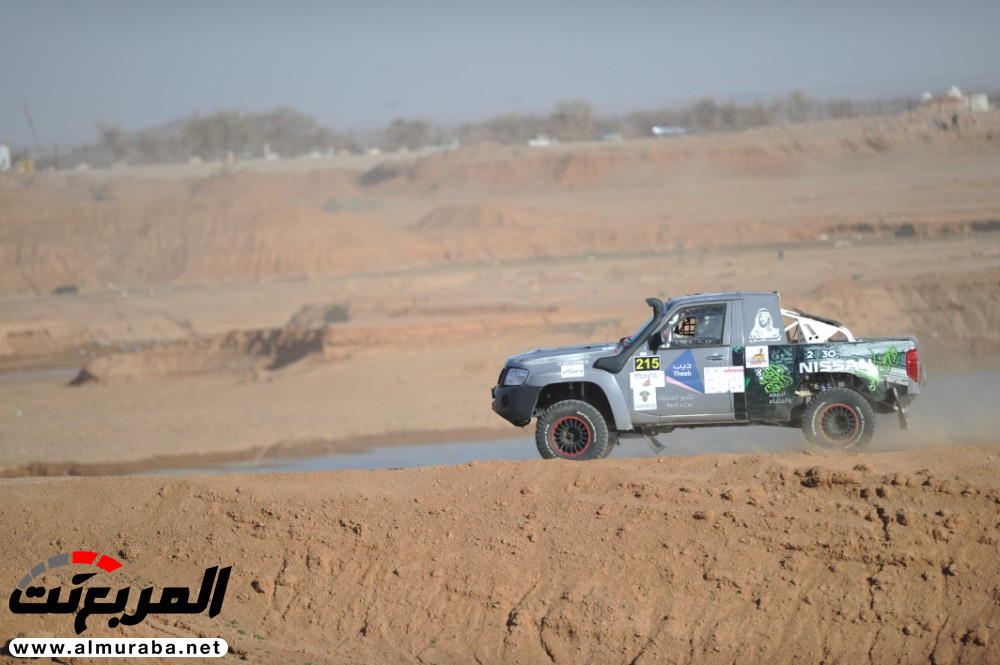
[491, 291, 921, 460]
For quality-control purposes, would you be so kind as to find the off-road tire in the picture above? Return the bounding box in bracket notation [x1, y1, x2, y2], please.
[801, 387, 875, 450]
[535, 400, 611, 460]
[600, 432, 618, 458]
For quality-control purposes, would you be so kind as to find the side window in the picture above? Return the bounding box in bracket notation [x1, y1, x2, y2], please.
[662, 304, 726, 347]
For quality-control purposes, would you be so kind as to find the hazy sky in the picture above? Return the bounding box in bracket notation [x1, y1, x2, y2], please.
[2, 0, 999, 147]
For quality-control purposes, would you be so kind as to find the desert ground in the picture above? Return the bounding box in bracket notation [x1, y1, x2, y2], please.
[2, 446, 999, 664]
[1, 110, 999, 662]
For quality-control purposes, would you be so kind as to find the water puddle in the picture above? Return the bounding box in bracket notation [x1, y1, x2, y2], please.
[0, 367, 79, 382]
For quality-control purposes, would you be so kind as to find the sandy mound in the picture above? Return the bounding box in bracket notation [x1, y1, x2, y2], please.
[0, 320, 71, 358]
[414, 202, 542, 233]
[70, 302, 576, 383]
[0, 175, 418, 294]
[363, 143, 666, 194]
[87, 177, 189, 203]
[2, 445, 997, 664]
[72, 315, 341, 382]
[408, 202, 615, 263]
[3, 111, 999, 296]
[362, 112, 1000, 196]
[285, 303, 351, 328]
[807, 269, 1000, 369]
[188, 169, 358, 202]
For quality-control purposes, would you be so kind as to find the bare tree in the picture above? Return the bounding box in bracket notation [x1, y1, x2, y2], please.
[785, 90, 813, 124]
[382, 118, 432, 151]
[691, 97, 720, 132]
[457, 112, 547, 144]
[58, 91, 911, 170]
[825, 98, 854, 120]
[549, 100, 595, 141]
[96, 122, 129, 162]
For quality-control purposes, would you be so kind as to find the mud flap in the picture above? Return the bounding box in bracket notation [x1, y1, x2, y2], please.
[643, 434, 667, 455]
[891, 387, 909, 430]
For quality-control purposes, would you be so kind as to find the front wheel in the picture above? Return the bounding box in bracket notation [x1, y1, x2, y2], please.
[801, 387, 875, 450]
[535, 400, 612, 460]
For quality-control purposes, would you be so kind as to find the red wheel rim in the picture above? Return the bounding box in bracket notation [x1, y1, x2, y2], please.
[550, 416, 592, 457]
[817, 403, 860, 445]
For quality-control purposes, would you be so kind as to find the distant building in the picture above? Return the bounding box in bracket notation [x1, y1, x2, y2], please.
[652, 125, 687, 138]
[920, 95, 965, 112]
[0, 144, 10, 173]
[919, 86, 990, 113]
[527, 134, 559, 147]
[969, 94, 990, 112]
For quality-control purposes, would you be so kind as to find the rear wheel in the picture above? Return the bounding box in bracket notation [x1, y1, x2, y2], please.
[535, 400, 611, 460]
[801, 387, 875, 450]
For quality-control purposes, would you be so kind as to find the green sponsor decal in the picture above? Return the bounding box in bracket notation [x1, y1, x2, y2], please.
[870, 346, 901, 391]
[758, 364, 793, 395]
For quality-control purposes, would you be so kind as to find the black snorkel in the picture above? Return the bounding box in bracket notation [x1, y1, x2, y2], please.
[594, 296, 666, 374]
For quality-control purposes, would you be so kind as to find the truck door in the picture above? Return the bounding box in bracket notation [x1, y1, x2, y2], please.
[641, 301, 738, 421]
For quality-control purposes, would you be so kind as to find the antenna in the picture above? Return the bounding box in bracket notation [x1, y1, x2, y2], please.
[22, 100, 42, 159]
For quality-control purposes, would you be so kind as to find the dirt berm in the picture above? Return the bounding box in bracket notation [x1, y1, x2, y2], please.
[2, 445, 998, 664]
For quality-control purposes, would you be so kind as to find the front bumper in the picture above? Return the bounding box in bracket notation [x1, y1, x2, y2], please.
[491, 385, 542, 427]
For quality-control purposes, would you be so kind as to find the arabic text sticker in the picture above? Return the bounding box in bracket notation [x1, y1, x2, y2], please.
[667, 349, 704, 393]
[629, 370, 666, 389]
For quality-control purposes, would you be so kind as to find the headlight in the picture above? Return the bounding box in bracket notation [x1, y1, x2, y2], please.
[503, 367, 529, 386]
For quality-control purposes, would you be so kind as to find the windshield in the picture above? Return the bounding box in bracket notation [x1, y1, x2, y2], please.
[619, 299, 672, 349]
[621, 315, 653, 349]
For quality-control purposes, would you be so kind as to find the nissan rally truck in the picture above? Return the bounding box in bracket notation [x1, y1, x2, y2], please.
[491, 291, 922, 460]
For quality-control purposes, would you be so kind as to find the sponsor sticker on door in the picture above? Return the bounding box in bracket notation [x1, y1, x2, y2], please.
[745, 346, 769, 369]
[704, 366, 745, 394]
[629, 370, 665, 389]
[633, 388, 657, 410]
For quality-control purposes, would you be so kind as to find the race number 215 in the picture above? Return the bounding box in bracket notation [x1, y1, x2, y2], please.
[634, 357, 661, 371]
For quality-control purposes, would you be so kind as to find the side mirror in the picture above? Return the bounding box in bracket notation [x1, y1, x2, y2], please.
[650, 331, 666, 351]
